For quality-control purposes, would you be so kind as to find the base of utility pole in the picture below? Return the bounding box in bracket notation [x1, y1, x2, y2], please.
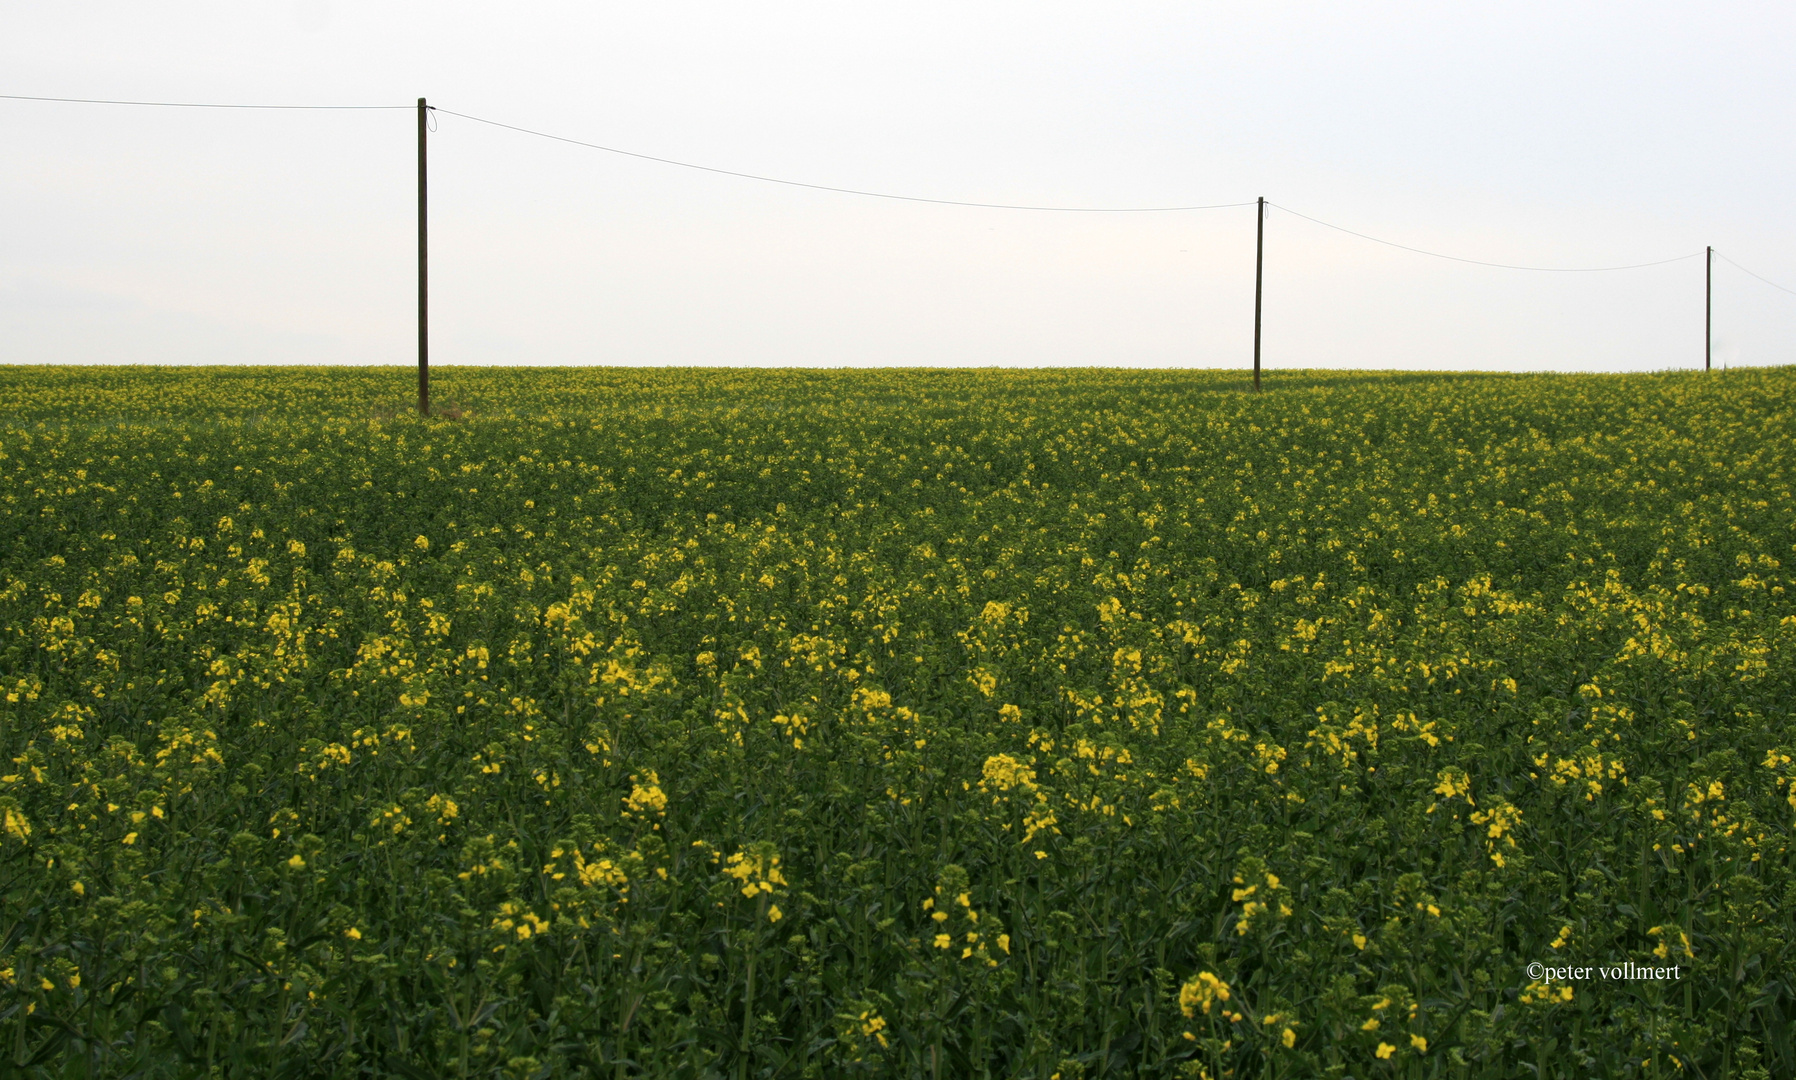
[1704, 245, 1712, 373]
[418, 97, 430, 416]
[1252, 196, 1265, 392]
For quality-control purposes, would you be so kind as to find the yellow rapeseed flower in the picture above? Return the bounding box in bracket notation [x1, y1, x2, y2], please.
[1179, 971, 1230, 1017]
[1, 804, 30, 842]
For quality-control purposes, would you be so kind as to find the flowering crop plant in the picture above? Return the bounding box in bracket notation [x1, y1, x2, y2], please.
[1, 364, 1793, 1078]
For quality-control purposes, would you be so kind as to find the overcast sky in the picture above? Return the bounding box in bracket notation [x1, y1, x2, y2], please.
[3, 1, 1793, 371]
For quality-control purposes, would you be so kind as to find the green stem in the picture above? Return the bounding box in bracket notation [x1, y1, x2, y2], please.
[740, 892, 768, 1069]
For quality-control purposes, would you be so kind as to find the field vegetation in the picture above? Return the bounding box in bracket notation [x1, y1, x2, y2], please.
[1, 366, 1793, 1078]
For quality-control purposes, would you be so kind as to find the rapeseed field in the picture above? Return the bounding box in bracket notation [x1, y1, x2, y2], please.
[1, 365, 1792, 1078]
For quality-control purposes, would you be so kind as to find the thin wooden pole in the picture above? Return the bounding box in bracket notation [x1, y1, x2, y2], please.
[1705, 245, 1712, 372]
[1253, 196, 1264, 392]
[418, 97, 430, 415]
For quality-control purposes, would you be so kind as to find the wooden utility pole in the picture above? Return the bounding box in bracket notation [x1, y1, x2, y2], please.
[1705, 245, 1712, 372]
[418, 97, 430, 415]
[1253, 196, 1265, 392]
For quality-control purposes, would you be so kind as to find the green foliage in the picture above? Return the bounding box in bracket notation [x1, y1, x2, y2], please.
[1, 365, 1793, 1077]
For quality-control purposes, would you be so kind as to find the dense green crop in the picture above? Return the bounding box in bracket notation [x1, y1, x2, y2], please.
[2, 365, 1794, 1078]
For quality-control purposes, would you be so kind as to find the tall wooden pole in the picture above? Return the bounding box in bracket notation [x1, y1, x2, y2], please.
[1253, 196, 1264, 392]
[1705, 245, 1712, 372]
[418, 98, 430, 415]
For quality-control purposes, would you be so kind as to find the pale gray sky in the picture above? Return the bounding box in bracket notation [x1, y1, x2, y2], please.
[3, 1, 1793, 370]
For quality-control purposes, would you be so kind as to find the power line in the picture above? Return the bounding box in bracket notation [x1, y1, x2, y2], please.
[435, 107, 1256, 214]
[1714, 252, 1796, 298]
[0, 93, 408, 110]
[3, 90, 1775, 322]
[1269, 202, 1700, 272]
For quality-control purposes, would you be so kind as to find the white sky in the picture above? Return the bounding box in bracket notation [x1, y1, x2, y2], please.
[2, 1, 1793, 371]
